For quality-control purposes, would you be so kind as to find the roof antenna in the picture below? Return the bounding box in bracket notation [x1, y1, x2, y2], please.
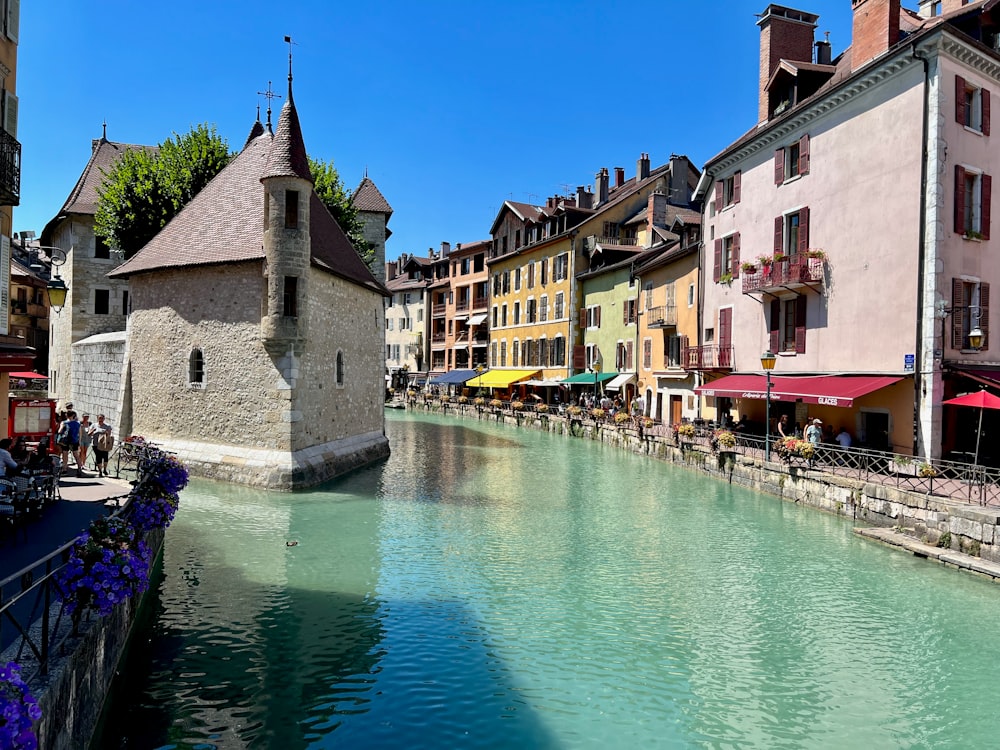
[257, 80, 281, 133]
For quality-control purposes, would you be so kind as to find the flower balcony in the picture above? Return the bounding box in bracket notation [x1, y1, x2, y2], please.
[742, 253, 825, 295]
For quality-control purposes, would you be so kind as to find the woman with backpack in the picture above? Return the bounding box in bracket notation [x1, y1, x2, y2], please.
[90, 414, 114, 477]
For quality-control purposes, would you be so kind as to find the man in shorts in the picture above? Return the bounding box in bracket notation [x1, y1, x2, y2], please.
[57, 410, 83, 476]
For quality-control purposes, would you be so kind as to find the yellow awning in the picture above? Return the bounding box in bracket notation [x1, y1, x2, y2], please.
[470, 369, 539, 388]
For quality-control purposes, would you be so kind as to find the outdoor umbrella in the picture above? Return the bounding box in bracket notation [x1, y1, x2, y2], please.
[942, 389, 1000, 464]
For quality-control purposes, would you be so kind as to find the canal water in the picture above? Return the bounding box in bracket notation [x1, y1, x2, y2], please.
[99, 411, 1000, 748]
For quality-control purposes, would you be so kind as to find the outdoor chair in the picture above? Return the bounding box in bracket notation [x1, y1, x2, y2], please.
[12, 474, 44, 518]
[0, 478, 26, 542]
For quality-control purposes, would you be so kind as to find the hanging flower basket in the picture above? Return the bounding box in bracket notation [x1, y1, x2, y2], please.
[490, 399, 503, 409]
[512, 400, 525, 411]
[567, 405, 583, 417]
[776, 437, 815, 462]
[458, 395, 469, 404]
[614, 411, 631, 425]
[675, 423, 696, 439]
[0, 661, 41, 750]
[711, 429, 737, 452]
[536, 403, 549, 414]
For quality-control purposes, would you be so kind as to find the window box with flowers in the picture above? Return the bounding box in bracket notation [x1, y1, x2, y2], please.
[775, 436, 815, 464]
[675, 422, 696, 448]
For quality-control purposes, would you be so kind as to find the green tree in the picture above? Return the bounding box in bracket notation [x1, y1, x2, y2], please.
[309, 156, 375, 270]
[95, 124, 231, 260]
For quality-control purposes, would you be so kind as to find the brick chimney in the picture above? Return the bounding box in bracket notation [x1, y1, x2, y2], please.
[851, 0, 900, 72]
[614, 167, 625, 188]
[385, 261, 396, 281]
[596, 168, 609, 204]
[757, 4, 819, 123]
[637, 152, 650, 181]
[576, 185, 593, 209]
[647, 191, 667, 238]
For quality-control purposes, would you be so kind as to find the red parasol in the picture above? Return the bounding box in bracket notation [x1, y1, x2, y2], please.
[943, 389, 1000, 464]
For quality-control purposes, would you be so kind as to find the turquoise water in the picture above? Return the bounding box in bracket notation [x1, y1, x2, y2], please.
[101, 411, 1000, 748]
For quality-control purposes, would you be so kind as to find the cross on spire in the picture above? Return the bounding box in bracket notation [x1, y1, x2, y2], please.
[257, 80, 282, 132]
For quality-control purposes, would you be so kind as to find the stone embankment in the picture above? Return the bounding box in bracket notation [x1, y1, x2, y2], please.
[411, 402, 1000, 582]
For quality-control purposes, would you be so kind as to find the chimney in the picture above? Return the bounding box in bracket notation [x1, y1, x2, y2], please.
[385, 261, 396, 281]
[815, 35, 832, 65]
[637, 152, 650, 181]
[441, 241, 451, 257]
[851, 0, 900, 72]
[614, 167, 625, 188]
[757, 5, 819, 123]
[596, 168, 609, 204]
[576, 185, 593, 209]
[647, 191, 667, 238]
[667, 154, 690, 205]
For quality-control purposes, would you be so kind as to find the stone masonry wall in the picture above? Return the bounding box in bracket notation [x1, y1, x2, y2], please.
[71, 331, 126, 427]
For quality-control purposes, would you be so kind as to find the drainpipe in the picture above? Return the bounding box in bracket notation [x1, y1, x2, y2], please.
[912, 43, 930, 458]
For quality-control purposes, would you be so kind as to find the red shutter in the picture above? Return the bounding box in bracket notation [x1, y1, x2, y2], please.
[983, 173, 992, 240]
[714, 180, 723, 209]
[769, 299, 780, 353]
[794, 296, 807, 353]
[731, 232, 741, 278]
[580, 308, 588, 328]
[774, 216, 784, 256]
[984, 88, 991, 136]
[981, 283, 990, 351]
[596, 306, 601, 327]
[952, 277, 966, 350]
[799, 134, 810, 175]
[713, 238, 723, 282]
[573, 345, 586, 370]
[733, 171, 741, 204]
[774, 148, 785, 185]
[956, 165, 967, 234]
[798, 207, 810, 254]
[956, 75, 967, 126]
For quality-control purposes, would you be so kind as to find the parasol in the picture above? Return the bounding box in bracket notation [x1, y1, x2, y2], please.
[942, 389, 1000, 464]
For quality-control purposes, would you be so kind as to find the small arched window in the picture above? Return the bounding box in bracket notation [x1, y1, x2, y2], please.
[189, 348, 205, 387]
[336, 351, 345, 386]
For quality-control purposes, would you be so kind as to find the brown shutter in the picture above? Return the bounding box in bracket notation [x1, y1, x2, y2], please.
[799, 134, 810, 175]
[795, 296, 807, 353]
[596, 306, 601, 327]
[769, 299, 780, 352]
[956, 165, 967, 234]
[714, 238, 723, 282]
[623, 301, 628, 324]
[626, 340, 634, 370]
[952, 277, 966, 349]
[983, 173, 992, 240]
[774, 148, 785, 185]
[984, 88, 991, 136]
[981, 283, 990, 351]
[733, 171, 741, 204]
[580, 308, 588, 328]
[956, 75, 967, 126]
[774, 216, 784, 255]
[573, 344, 586, 370]
[798, 207, 810, 254]
[731, 232, 741, 278]
[714, 180, 723, 209]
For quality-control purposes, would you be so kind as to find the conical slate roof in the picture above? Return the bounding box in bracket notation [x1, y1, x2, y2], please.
[262, 84, 312, 184]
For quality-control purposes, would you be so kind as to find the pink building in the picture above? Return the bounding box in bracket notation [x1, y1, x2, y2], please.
[696, 0, 1000, 461]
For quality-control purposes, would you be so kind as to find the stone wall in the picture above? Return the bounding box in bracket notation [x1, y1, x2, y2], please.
[71, 331, 126, 427]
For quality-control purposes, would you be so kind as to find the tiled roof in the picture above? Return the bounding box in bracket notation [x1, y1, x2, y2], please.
[55, 139, 158, 218]
[353, 176, 393, 215]
[109, 126, 386, 295]
[262, 86, 312, 183]
[386, 275, 428, 292]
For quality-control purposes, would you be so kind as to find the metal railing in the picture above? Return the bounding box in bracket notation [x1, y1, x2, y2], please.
[742, 255, 824, 294]
[682, 345, 733, 370]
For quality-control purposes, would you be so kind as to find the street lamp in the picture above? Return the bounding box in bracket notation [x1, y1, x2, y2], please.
[474, 364, 485, 397]
[590, 361, 601, 403]
[761, 350, 777, 461]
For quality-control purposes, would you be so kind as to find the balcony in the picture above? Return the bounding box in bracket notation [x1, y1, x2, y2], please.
[594, 235, 638, 247]
[0, 129, 20, 206]
[432, 303, 447, 317]
[456, 299, 470, 312]
[431, 332, 446, 344]
[646, 305, 677, 328]
[472, 296, 488, 311]
[742, 254, 824, 295]
[682, 345, 733, 371]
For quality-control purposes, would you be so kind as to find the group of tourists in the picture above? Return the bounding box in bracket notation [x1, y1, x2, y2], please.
[54, 404, 115, 477]
[776, 414, 852, 447]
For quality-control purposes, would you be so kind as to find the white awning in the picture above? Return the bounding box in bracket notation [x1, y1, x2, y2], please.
[606, 372, 636, 391]
[468, 314, 488, 325]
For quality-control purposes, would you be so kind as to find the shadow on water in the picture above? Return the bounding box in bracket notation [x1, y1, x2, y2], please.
[95, 416, 557, 749]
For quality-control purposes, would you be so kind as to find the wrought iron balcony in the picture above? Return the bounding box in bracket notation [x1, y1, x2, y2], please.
[646, 305, 677, 328]
[0, 129, 20, 206]
[742, 254, 824, 294]
[682, 345, 733, 371]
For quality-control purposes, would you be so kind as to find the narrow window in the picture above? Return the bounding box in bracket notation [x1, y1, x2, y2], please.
[189, 348, 204, 385]
[95, 289, 110, 315]
[285, 190, 299, 229]
[283, 276, 298, 317]
[122, 290, 130, 316]
[336, 351, 345, 385]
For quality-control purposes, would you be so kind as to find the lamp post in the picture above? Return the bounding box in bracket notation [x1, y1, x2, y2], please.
[474, 364, 485, 397]
[761, 350, 777, 461]
[591, 361, 601, 403]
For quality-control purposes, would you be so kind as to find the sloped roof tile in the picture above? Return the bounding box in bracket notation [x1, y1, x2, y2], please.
[55, 139, 158, 218]
[353, 176, 393, 215]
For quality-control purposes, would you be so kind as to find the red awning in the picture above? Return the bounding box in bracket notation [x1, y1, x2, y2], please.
[695, 374, 904, 408]
[8, 371, 47, 379]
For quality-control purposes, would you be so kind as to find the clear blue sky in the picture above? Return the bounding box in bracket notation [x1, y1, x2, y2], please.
[16, 1, 856, 261]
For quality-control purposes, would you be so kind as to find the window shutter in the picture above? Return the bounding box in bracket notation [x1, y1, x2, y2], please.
[623, 301, 628, 325]
[956, 75, 967, 126]
[580, 308, 588, 328]
[798, 207, 810, 254]
[733, 171, 741, 204]
[981, 283, 990, 351]
[795, 296, 807, 353]
[983, 173, 992, 240]
[596, 305, 601, 327]
[955, 165, 967, 234]
[774, 148, 785, 185]
[769, 299, 780, 353]
[799, 134, 810, 175]
[643, 338, 651, 369]
[5, 0, 17, 44]
[774, 216, 783, 255]
[714, 180, 723, 209]
[731, 232, 741, 278]
[626, 340, 634, 371]
[0, 235, 8, 335]
[3, 91, 17, 138]
[984, 88, 991, 136]
[952, 277, 966, 349]
[713, 238, 722, 282]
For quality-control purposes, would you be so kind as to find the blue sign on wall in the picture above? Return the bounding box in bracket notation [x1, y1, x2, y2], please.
[904, 354, 915, 372]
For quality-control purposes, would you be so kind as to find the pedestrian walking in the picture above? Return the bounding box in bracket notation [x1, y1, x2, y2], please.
[91, 414, 115, 477]
[79, 414, 93, 470]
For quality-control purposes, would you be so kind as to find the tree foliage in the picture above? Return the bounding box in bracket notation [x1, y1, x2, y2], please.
[95, 124, 231, 260]
[309, 156, 375, 271]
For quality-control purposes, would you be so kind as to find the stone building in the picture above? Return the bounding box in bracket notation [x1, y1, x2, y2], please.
[353, 174, 392, 283]
[109, 79, 390, 489]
